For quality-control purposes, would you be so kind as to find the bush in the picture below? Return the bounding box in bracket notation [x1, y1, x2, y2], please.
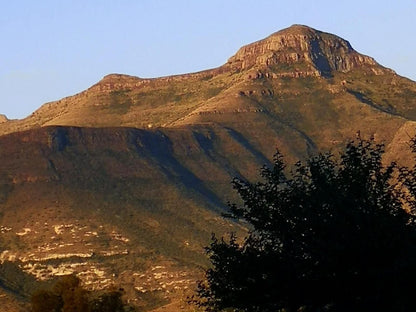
[31, 275, 129, 312]
[196, 137, 416, 312]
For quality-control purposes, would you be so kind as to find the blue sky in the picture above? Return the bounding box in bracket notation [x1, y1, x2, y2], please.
[1, 0, 415, 119]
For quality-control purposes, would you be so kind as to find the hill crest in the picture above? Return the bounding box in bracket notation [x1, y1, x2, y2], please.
[227, 24, 389, 76]
[0, 24, 407, 136]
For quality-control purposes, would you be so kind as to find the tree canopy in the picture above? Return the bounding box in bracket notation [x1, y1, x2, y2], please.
[31, 275, 129, 312]
[196, 137, 416, 312]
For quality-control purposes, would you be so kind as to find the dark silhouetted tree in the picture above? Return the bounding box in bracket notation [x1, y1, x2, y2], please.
[196, 137, 416, 312]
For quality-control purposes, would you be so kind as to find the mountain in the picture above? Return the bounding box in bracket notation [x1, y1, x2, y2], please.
[1, 24, 416, 311]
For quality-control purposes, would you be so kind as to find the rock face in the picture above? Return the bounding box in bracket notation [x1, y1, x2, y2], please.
[227, 24, 384, 76]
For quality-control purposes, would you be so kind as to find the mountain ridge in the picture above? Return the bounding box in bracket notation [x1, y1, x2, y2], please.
[0, 24, 405, 136]
[1, 25, 416, 311]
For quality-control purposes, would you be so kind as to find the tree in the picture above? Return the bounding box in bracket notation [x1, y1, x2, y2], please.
[89, 290, 125, 312]
[31, 275, 89, 312]
[195, 137, 416, 312]
[31, 289, 62, 312]
[30, 275, 129, 312]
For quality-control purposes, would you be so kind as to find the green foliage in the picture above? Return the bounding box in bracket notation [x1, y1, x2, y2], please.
[196, 137, 416, 312]
[89, 290, 125, 312]
[30, 275, 130, 312]
[31, 289, 62, 312]
[107, 90, 133, 114]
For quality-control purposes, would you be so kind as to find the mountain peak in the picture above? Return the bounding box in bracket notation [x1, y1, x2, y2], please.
[276, 24, 321, 36]
[227, 25, 382, 77]
[0, 25, 402, 136]
[88, 73, 144, 93]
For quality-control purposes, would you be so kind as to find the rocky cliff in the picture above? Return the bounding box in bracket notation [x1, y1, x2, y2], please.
[227, 24, 386, 76]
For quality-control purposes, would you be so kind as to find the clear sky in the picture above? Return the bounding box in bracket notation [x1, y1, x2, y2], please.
[1, 0, 415, 119]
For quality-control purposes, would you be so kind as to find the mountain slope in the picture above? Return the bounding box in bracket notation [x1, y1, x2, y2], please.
[1, 24, 416, 310]
[2, 25, 416, 136]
